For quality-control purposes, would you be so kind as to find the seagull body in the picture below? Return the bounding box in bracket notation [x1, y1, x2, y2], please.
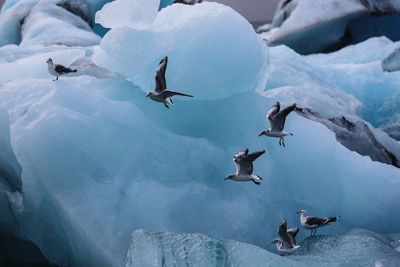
[258, 101, 296, 147]
[225, 149, 265, 185]
[272, 219, 300, 254]
[147, 56, 193, 108]
[298, 209, 340, 236]
[46, 58, 77, 81]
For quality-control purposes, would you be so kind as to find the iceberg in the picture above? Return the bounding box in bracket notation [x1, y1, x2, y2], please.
[95, 0, 160, 30]
[93, 2, 268, 99]
[126, 229, 400, 267]
[383, 46, 400, 72]
[0, 0, 398, 266]
[262, 0, 400, 54]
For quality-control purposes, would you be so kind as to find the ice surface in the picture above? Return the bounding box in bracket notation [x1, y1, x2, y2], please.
[125, 229, 303, 267]
[265, 37, 400, 143]
[383, 46, 400, 72]
[264, 0, 400, 54]
[93, 2, 268, 99]
[126, 229, 400, 267]
[0, 0, 399, 266]
[20, 0, 100, 47]
[96, 0, 160, 29]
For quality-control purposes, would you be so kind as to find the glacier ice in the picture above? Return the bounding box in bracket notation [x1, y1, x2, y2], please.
[93, 2, 269, 99]
[0, 0, 399, 266]
[126, 229, 400, 267]
[265, 37, 400, 146]
[383, 46, 400, 72]
[95, 0, 160, 30]
[262, 0, 400, 54]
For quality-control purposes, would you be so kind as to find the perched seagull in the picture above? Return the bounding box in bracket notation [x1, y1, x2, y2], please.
[298, 209, 340, 236]
[258, 101, 296, 147]
[146, 56, 193, 108]
[46, 58, 77, 81]
[272, 219, 300, 254]
[224, 148, 265, 185]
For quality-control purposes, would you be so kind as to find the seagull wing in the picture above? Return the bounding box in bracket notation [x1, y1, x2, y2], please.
[272, 103, 296, 131]
[278, 220, 296, 248]
[237, 157, 253, 175]
[158, 90, 193, 98]
[287, 227, 299, 245]
[245, 150, 265, 162]
[55, 64, 75, 74]
[305, 216, 329, 226]
[155, 56, 168, 93]
[267, 102, 280, 128]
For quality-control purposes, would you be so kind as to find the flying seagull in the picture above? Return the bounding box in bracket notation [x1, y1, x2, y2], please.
[46, 58, 77, 81]
[146, 56, 193, 108]
[258, 101, 296, 147]
[298, 209, 340, 236]
[224, 149, 265, 185]
[272, 219, 300, 253]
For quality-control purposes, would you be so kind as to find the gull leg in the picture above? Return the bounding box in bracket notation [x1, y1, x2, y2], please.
[282, 138, 286, 147]
[53, 75, 58, 81]
[279, 138, 282, 146]
[164, 103, 170, 109]
[314, 229, 317, 236]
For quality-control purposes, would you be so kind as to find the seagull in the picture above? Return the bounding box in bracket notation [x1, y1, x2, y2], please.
[46, 58, 77, 81]
[224, 148, 265, 185]
[258, 101, 296, 147]
[146, 56, 193, 108]
[298, 209, 340, 236]
[272, 219, 300, 254]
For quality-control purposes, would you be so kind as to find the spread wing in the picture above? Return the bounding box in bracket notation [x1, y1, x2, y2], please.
[158, 90, 193, 98]
[278, 220, 296, 248]
[287, 227, 299, 245]
[271, 103, 296, 132]
[306, 216, 329, 226]
[267, 102, 280, 128]
[55, 64, 74, 74]
[155, 56, 168, 93]
[245, 150, 265, 162]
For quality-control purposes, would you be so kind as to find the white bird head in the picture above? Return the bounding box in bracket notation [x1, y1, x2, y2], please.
[258, 129, 271, 137]
[46, 58, 53, 64]
[297, 209, 307, 215]
[146, 92, 154, 97]
[224, 174, 234, 181]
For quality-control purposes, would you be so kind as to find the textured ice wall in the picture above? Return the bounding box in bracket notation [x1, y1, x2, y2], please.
[262, 0, 400, 54]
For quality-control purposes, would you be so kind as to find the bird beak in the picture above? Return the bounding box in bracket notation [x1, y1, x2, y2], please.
[296, 211, 300, 214]
[258, 132, 263, 137]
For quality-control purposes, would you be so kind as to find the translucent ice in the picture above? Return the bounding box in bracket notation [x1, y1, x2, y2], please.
[95, 0, 160, 29]
[383, 45, 400, 72]
[93, 2, 268, 99]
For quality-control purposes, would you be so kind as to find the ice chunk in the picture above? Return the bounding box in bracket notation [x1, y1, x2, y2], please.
[93, 2, 268, 99]
[126, 229, 303, 267]
[382, 46, 400, 72]
[0, 1, 37, 46]
[95, 0, 160, 29]
[288, 229, 400, 266]
[264, 0, 400, 54]
[20, 0, 100, 47]
[159, 0, 175, 9]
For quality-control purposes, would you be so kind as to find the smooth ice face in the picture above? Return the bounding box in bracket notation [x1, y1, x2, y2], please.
[264, 0, 400, 54]
[95, 0, 160, 29]
[93, 2, 268, 99]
